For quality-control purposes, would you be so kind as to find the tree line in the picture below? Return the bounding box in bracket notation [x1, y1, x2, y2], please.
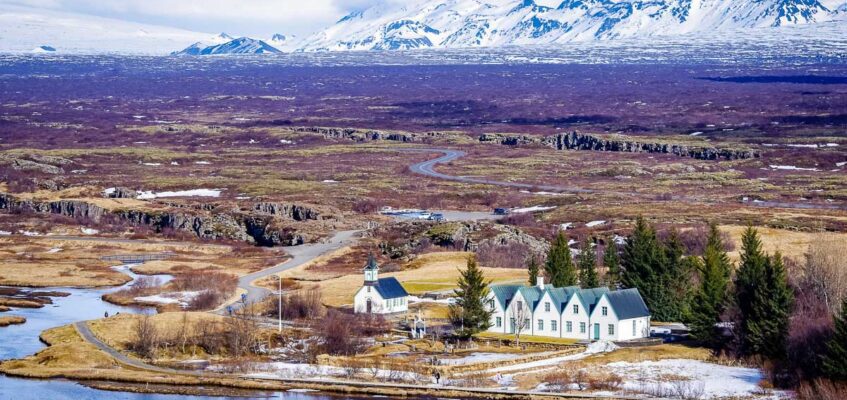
[452, 217, 847, 397]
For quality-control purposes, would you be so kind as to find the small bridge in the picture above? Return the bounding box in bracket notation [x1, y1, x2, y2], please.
[100, 252, 174, 264]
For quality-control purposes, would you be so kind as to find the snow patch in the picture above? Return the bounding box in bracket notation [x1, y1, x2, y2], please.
[135, 291, 203, 308]
[0, 230, 11, 236]
[137, 189, 223, 200]
[194, 161, 211, 165]
[770, 165, 820, 171]
[45, 247, 63, 254]
[511, 205, 556, 214]
[81, 228, 99, 235]
[586, 220, 607, 228]
[606, 359, 769, 398]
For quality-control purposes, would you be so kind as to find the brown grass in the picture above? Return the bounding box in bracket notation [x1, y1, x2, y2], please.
[722, 224, 847, 262]
[314, 252, 526, 307]
[0, 315, 26, 326]
[0, 298, 44, 308]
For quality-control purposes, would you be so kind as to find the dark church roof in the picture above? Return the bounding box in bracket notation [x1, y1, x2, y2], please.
[373, 277, 408, 299]
[364, 253, 379, 271]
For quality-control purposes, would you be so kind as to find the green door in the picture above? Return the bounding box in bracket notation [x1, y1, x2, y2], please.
[593, 323, 600, 340]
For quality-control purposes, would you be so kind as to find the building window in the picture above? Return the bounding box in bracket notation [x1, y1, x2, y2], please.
[608, 324, 615, 335]
[545, 302, 551, 312]
[524, 318, 530, 329]
[538, 319, 544, 331]
[566, 321, 573, 333]
[573, 304, 579, 314]
[489, 299, 495, 309]
[633, 320, 636, 336]
[496, 317, 502, 328]
[367, 286, 371, 293]
[580, 322, 586, 333]
[517, 300, 523, 310]
[551, 320, 557, 331]
[602, 306, 608, 316]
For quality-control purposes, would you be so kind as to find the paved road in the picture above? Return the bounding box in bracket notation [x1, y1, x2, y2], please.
[220, 229, 361, 312]
[405, 148, 847, 211]
[74, 321, 187, 374]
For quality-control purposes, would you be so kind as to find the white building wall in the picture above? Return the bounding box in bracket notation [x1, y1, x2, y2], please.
[617, 316, 651, 341]
[354, 286, 408, 314]
[504, 291, 532, 335]
[533, 291, 562, 338]
[486, 293, 507, 334]
[561, 293, 591, 340]
[590, 295, 619, 341]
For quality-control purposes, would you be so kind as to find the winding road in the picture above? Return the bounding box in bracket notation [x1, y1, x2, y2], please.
[404, 148, 847, 211]
[220, 229, 360, 312]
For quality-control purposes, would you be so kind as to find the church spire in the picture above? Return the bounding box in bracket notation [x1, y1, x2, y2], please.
[364, 253, 379, 284]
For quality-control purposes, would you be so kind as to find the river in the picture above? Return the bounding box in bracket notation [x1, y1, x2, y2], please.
[0, 266, 370, 400]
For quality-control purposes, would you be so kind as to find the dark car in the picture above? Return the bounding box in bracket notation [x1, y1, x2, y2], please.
[493, 208, 511, 216]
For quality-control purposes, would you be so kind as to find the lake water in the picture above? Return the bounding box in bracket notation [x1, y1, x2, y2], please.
[0, 266, 373, 400]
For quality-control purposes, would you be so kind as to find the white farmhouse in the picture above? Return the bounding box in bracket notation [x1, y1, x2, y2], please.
[486, 278, 651, 341]
[353, 254, 409, 314]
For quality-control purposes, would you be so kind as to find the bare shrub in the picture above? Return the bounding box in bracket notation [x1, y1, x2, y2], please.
[797, 379, 847, 400]
[475, 241, 532, 269]
[267, 288, 325, 320]
[645, 380, 705, 400]
[352, 199, 380, 214]
[802, 236, 847, 314]
[316, 310, 365, 356]
[587, 373, 624, 391]
[667, 224, 734, 256]
[225, 308, 262, 357]
[172, 271, 238, 311]
[131, 315, 160, 359]
[543, 367, 587, 391]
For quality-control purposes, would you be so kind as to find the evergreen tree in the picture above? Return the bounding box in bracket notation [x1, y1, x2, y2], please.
[664, 228, 690, 321]
[823, 297, 847, 380]
[747, 252, 794, 360]
[527, 254, 540, 286]
[689, 224, 732, 348]
[621, 216, 671, 320]
[733, 226, 767, 356]
[578, 237, 599, 288]
[545, 232, 577, 287]
[603, 237, 621, 290]
[449, 255, 493, 338]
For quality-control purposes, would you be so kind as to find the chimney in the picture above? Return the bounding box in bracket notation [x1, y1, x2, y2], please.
[537, 276, 545, 290]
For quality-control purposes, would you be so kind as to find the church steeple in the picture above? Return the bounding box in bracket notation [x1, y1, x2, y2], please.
[363, 253, 379, 285]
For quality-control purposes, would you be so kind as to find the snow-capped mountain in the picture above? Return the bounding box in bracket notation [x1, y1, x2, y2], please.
[173, 32, 236, 55]
[300, 0, 847, 51]
[172, 37, 281, 55]
[268, 33, 300, 51]
[0, 4, 213, 54]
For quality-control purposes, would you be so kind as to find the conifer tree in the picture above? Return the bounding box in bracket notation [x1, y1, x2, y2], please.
[621, 216, 671, 320]
[664, 228, 690, 321]
[450, 255, 492, 338]
[546, 232, 577, 287]
[689, 224, 732, 348]
[603, 237, 621, 290]
[747, 252, 794, 359]
[734, 225, 767, 355]
[527, 254, 540, 286]
[823, 297, 847, 380]
[578, 237, 599, 288]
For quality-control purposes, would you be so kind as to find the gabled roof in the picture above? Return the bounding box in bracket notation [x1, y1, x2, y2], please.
[490, 284, 521, 308]
[363, 253, 379, 271]
[604, 288, 650, 320]
[543, 286, 579, 313]
[373, 277, 408, 299]
[519, 286, 542, 311]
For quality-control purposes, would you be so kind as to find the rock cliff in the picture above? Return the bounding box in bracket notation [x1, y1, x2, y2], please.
[480, 131, 760, 161]
[0, 194, 329, 246]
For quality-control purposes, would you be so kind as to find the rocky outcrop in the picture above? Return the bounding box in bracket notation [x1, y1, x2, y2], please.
[293, 127, 449, 143]
[0, 193, 326, 246]
[104, 187, 137, 199]
[0, 154, 73, 175]
[480, 131, 760, 161]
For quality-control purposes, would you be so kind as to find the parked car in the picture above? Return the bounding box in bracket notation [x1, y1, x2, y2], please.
[428, 213, 445, 222]
[493, 208, 511, 216]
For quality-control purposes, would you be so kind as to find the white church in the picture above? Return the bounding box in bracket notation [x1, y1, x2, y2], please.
[486, 278, 651, 342]
[353, 254, 409, 314]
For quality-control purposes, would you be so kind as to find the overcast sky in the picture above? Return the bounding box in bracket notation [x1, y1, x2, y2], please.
[5, 0, 390, 37]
